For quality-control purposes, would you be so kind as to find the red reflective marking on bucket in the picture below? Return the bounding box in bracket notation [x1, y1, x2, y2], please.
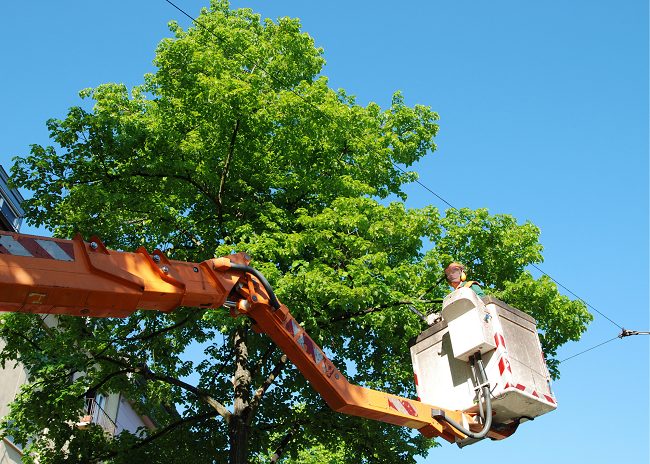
[494, 332, 506, 349]
[515, 384, 526, 392]
[544, 394, 556, 404]
[498, 357, 511, 375]
[532, 390, 539, 398]
[414, 373, 418, 386]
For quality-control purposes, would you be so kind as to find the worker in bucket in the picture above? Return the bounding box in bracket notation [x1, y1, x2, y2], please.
[445, 263, 486, 298]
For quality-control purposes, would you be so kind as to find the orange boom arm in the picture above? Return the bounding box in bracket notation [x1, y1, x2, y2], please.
[0, 231, 476, 443]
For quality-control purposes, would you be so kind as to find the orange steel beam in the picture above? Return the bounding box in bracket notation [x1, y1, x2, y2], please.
[0, 231, 473, 443]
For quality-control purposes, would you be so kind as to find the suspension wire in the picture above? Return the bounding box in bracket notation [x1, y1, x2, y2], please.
[390, 164, 456, 210]
[162, 0, 630, 334]
[556, 328, 650, 363]
[528, 262, 622, 330]
[557, 337, 619, 363]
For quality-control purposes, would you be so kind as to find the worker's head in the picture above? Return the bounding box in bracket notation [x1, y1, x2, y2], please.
[445, 263, 466, 289]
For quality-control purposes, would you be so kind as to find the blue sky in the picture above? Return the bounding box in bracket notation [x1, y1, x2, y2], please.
[0, 1, 647, 462]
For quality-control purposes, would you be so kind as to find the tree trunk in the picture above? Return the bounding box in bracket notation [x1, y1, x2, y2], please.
[229, 324, 251, 464]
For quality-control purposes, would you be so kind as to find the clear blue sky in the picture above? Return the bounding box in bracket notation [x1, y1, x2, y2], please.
[0, 1, 647, 462]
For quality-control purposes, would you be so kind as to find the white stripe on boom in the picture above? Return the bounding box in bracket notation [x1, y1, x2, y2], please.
[35, 239, 74, 262]
[0, 235, 32, 257]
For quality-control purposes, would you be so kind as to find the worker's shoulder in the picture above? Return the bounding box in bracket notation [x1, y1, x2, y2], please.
[463, 281, 486, 298]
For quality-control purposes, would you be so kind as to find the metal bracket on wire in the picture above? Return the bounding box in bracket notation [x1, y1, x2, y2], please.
[618, 328, 650, 338]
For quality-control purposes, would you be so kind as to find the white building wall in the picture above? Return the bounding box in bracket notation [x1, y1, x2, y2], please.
[115, 395, 149, 436]
[0, 438, 23, 464]
[0, 319, 154, 461]
[0, 337, 29, 463]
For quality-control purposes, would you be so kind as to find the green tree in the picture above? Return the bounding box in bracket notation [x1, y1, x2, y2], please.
[1, 2, 591, 463]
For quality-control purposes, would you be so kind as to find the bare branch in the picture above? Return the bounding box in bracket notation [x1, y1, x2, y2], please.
[208, 344, 234, 390]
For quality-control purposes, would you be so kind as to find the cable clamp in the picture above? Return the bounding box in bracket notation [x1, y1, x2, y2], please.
[473, 381, 490, 392]
[619, 328, 640, 338]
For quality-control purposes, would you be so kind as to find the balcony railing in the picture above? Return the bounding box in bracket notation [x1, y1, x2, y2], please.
[79, 398, 117, 436]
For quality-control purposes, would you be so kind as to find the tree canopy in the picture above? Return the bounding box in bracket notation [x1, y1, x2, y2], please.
[1, 1, 591, 463]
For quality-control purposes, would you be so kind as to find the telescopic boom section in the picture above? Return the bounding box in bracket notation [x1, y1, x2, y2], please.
[0, 231, 472, 443]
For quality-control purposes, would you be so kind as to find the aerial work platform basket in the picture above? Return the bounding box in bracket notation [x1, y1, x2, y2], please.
[409, 288, 557, 445]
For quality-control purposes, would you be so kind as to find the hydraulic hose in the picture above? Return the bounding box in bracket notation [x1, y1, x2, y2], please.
[229, 263, 281, 310]
[432, 352, 492, 442]
[470, 357, 485, 422]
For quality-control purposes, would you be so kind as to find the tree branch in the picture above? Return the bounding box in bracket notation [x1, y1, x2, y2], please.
[208, 344, 235, 390]
[255, 419, 315, 432]
[0, 330, 44, 352]
[103, 170, 223, 212]
[269, 421, 308, 464]
[90, 410, 220, 463]
[326, 301, 412, 327]
[79, 369, 131, 399]
[128, 308, 205, 342]
[249, 343, 276, 379]
[218, 118, 241, 227]
[159, 217, 203, 249]
[94, 356, 231, 423]
[246, 354, 288, 426]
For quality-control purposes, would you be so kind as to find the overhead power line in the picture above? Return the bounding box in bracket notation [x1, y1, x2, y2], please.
[558, 328, 649, 364]
[528, 263, 622, 330]
[162, 1, 629, 334]
[558, 337, 619, 364]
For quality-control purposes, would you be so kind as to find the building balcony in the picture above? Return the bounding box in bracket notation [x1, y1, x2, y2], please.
[78, 398, 117, 437]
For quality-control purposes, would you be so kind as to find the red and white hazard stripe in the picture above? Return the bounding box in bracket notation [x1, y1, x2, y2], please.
[502, 382, 557, 405]
[492, 330, 515, 390]
[0, 235, 75, 261]
[387, 397, 419, 417]
[491, 319, 556, 406]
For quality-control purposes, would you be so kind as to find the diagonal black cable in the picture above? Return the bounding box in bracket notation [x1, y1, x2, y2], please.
[557, 336, 619, 363]
[162, 0, 625, 332]
[529, 263, 622, 329]
[390, 163, 456, 209]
